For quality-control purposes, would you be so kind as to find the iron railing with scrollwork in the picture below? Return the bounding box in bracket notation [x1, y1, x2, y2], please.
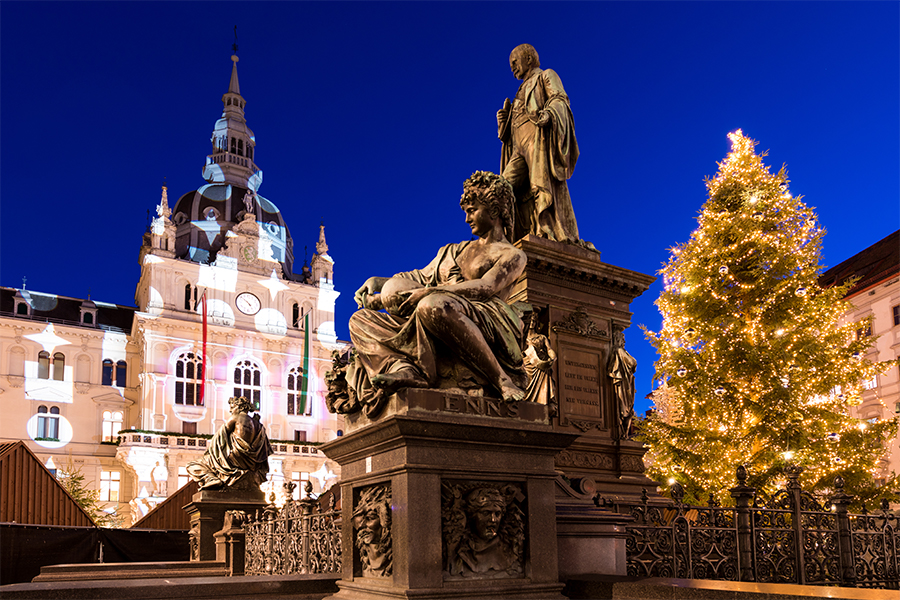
[244, 481, 342, 576]
[622, 465, 898, 589]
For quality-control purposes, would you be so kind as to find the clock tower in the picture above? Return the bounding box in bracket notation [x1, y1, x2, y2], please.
[127, 52, 343, 520]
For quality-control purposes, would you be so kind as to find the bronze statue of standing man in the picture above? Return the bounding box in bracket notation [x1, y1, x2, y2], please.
[497, 44, 583, 245]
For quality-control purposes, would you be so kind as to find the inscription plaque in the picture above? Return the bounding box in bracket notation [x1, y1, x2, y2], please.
[558, 347, 603, 423]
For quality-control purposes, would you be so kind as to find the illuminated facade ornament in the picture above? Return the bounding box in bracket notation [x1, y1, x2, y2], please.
[24, 323, 71, 354]
[258, 268, 290, 300]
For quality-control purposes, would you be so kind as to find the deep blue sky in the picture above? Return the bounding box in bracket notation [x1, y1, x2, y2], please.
[2, 2, 897, 415]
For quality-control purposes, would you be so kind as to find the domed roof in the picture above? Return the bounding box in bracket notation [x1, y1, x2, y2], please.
[172, 183, 298, 279]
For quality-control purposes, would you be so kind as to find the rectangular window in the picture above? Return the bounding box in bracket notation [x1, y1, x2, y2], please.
[294, 430, 307, 442]
[183, 421, 197, 435]
[38, 415, 59, 440]
[178, 466, 190, 490]
[857, 324, 873, 339]
[894, 305, 900, 326]
[100, 470, 120, 502]
[291, 471, 309, 500]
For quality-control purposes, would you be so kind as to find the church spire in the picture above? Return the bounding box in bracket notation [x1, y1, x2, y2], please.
[202, 51, 261, 191]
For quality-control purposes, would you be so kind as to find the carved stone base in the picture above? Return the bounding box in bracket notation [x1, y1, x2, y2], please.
[182, 488, 266, 562]
[321, 388, 577, 600]
[510, 235, 661, 504]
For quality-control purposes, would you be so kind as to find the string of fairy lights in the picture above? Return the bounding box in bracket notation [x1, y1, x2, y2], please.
[640, 130, 898, 503]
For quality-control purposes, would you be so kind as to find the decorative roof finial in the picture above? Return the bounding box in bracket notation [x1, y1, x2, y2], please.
[316, 224, 329, 256]
[22, 276, 27, 290]
[232, 25, 238, 55]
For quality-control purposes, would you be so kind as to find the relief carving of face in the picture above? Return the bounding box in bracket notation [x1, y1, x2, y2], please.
[357, 508, 383, 546]
[472, 503, 503, 541]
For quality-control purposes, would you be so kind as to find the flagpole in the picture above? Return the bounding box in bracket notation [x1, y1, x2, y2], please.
[195, 290, 208, 406]
[300, 311, 310, 415]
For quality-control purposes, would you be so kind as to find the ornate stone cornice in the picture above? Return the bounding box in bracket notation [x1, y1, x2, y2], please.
[515, 235, 656, 303]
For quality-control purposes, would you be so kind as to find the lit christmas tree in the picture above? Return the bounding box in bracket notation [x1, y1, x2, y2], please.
[640, 130, 897, 506]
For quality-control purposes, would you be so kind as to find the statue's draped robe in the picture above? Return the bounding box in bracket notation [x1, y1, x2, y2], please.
[348, 241, 526, 405]
[607, 346, 637, 427]
[186, 414, 272, 489]
[500, 68, 580, 243]
[523, 334, 555, 406]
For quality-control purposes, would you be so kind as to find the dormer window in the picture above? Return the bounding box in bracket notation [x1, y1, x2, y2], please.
[14, 291, 31, 316]
[79, 301, 98, 327]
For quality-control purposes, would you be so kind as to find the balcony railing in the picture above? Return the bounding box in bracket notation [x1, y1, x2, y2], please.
[117, 432, 322, 456]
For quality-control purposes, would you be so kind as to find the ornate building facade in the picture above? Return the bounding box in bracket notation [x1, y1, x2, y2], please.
[820, 230, 900, 483]
[0, 54, 344, 525]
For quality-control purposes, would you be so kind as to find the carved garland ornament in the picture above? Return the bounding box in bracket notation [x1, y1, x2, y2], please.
[619, 454, 647, 473]
[551, 306, 607, 338]
[556, 449, 615, 470]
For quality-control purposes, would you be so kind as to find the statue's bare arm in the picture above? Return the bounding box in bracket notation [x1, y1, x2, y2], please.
[398, 246, 525, 314]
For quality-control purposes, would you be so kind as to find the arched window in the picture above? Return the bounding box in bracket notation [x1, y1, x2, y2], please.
[38, 351, 50, 379]
[230, 137, 236, 154]
[287, 366, 309, 415]
[102, 359, 114, 386]
[175, 352, 203, 406]
[52, 353, 65, 381]
[102, 410, 123, 442]
[83, 312, 94, 325]
[116, 360, 127, 387]
[16, 302, 29, 315]
[37, 405, 60, 440]
[233, 359, 262, 411]
[237, 139, 244, 157]
[292, 303, 300, 328]
[184, 284, 193, 310]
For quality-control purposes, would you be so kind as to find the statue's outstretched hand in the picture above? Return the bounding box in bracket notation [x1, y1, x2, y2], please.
[355, 277, 387, 309]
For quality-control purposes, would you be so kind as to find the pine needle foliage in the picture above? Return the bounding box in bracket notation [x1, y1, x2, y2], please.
[57, 459, 123, 528]
[640, 130, 898, 508]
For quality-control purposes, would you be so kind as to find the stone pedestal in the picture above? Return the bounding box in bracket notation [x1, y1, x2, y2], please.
[183, 488, 267, 562]
[320, 388, 578, 600]
[510, 235, 660, 503]
[214, 510, 249, 575]
[555, 476, 633, 578]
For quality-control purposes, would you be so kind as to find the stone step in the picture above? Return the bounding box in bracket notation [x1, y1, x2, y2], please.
[32, 561, 228, 582]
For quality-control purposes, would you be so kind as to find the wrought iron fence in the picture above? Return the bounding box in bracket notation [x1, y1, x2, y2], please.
[624, 465, 898, 589]
[244, 482, 342, 576]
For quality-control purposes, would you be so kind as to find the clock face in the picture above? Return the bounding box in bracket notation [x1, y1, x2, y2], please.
[235, 292, 261, 316]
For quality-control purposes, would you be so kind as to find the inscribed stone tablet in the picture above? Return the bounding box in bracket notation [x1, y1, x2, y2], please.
[559, 347, 602, 421]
